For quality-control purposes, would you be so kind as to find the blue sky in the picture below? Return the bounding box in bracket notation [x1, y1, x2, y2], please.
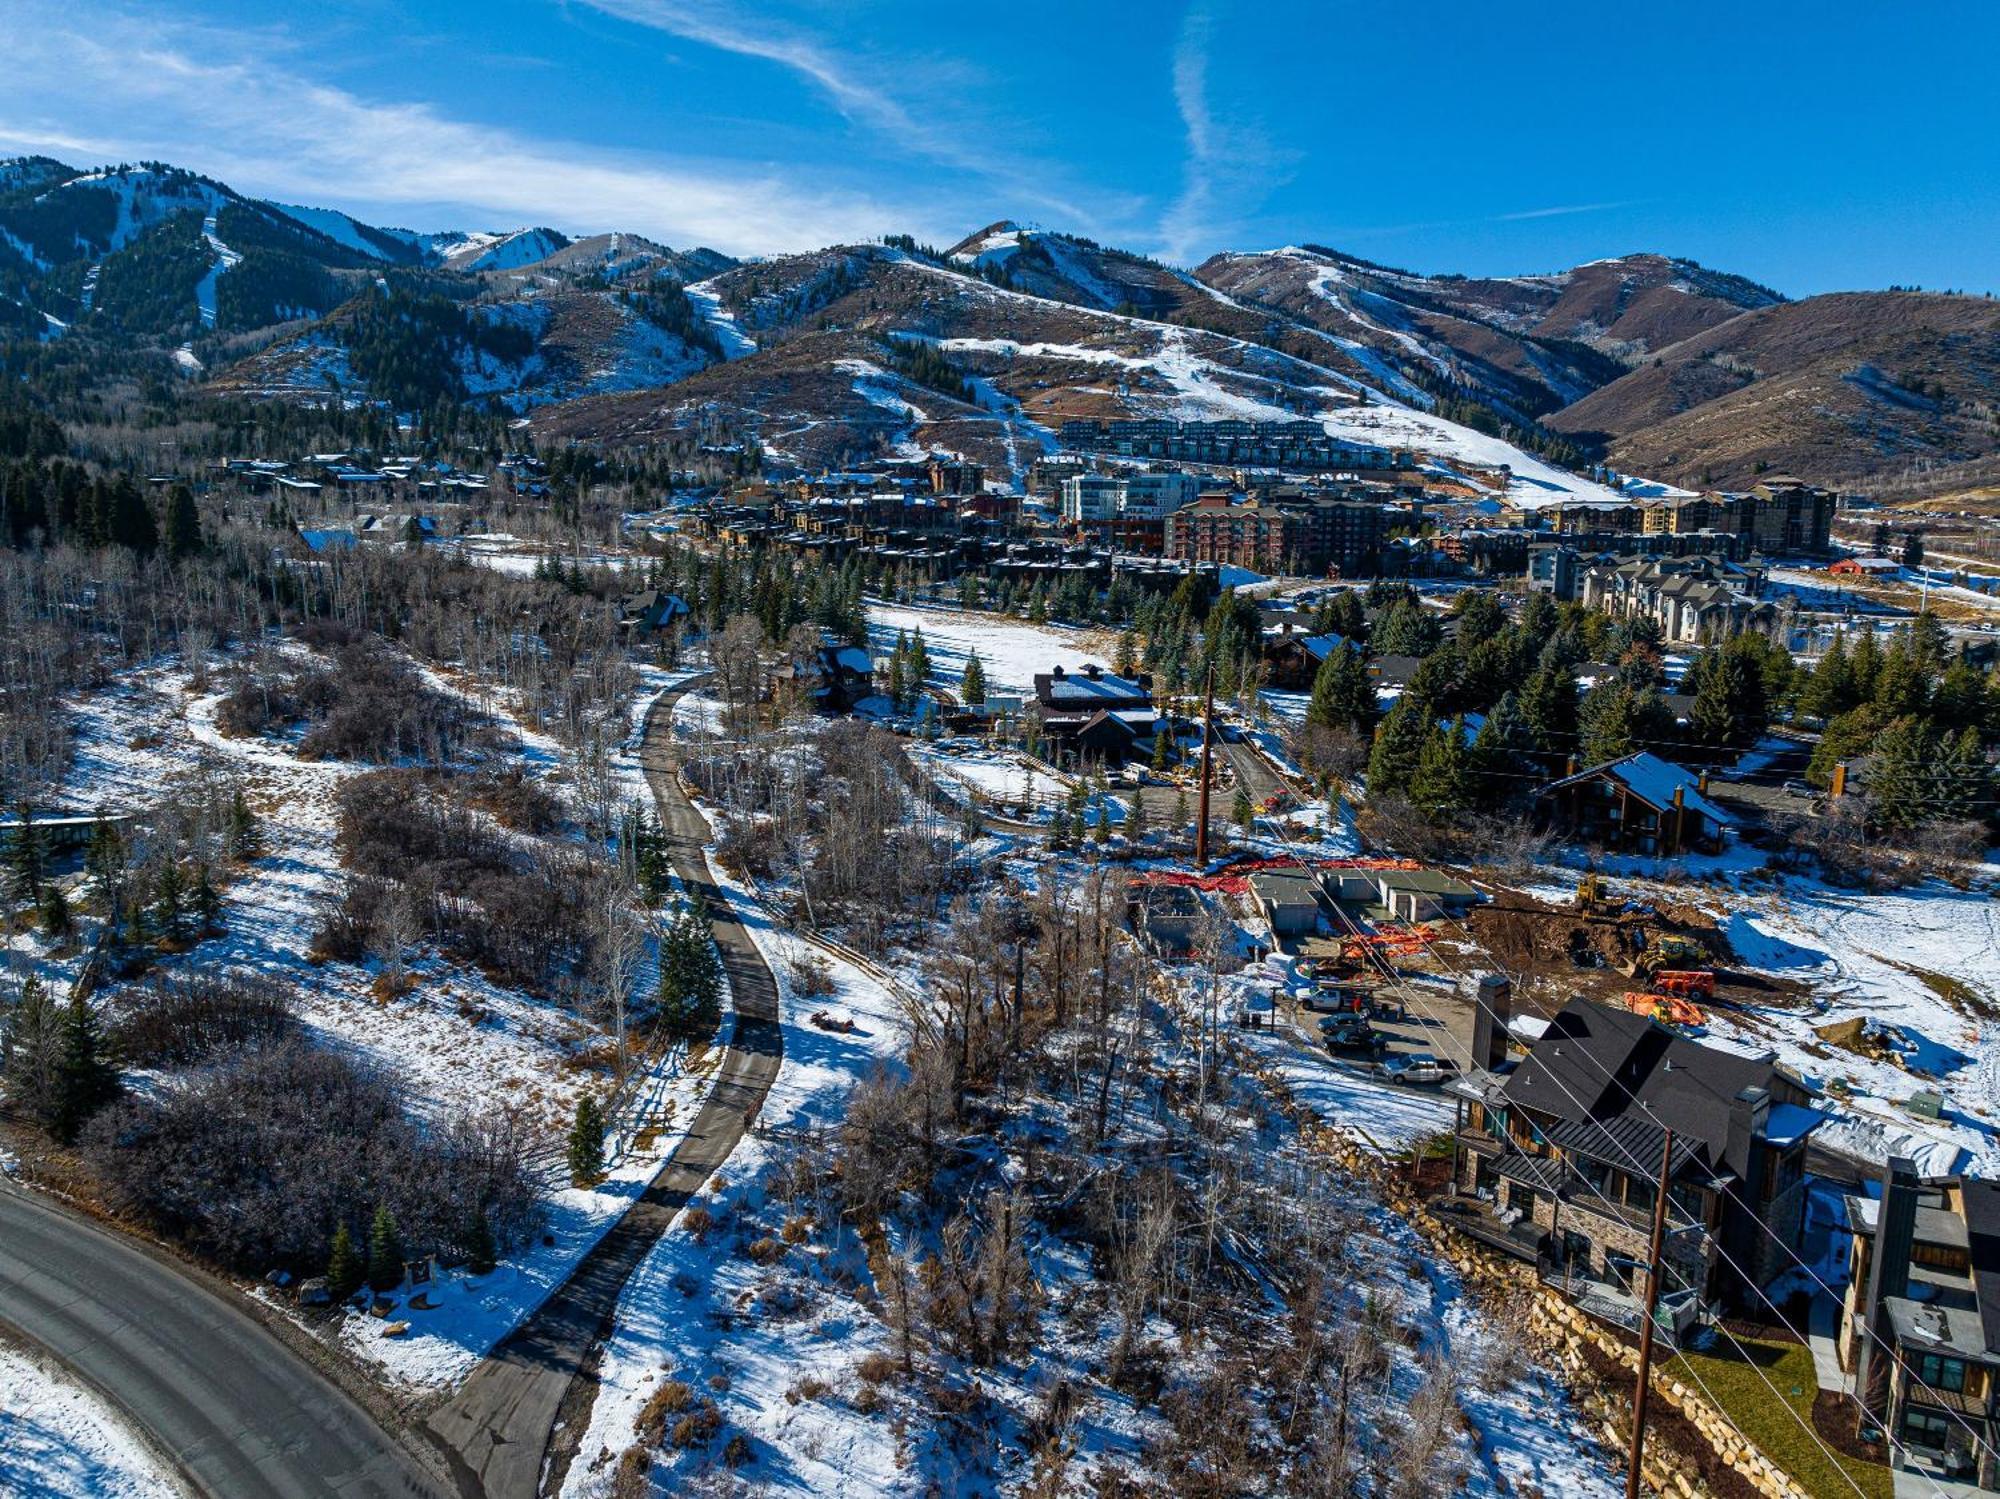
[4, 0, 1996, 294]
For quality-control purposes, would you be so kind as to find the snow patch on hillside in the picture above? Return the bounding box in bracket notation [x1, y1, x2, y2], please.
[193, 212, 241, 329]
[450, 227, 569, 273]
[685, 276, 756, 359]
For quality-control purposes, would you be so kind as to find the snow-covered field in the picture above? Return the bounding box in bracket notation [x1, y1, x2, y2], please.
[0, 1337, 185, 1499]
[910, 741, 1069, 811]
[864, 602, 1108, 697]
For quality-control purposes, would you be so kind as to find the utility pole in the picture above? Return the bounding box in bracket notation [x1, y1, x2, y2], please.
[1626, 1127, 1676, 1499]
[1193, 663, 1216, 866]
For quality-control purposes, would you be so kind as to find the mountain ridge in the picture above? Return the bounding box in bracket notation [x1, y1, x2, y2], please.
[6, 154, 1998, 498]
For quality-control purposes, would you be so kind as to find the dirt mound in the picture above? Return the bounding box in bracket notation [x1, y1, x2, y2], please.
[1469, 893, 1733, 977]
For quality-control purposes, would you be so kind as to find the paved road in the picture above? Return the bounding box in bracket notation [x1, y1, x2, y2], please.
[1223, 734, 1288, 807]
[0, 1181, 450, 1499]
[426, 675, 783, 1499]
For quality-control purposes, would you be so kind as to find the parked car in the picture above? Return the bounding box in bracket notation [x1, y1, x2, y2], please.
[1318, 1016, 1380, 1053]
[1380, 1052, 1459, 1086]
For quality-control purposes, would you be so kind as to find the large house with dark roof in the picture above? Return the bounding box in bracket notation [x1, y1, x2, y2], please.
[1029, 664, 1157, 766]
[1445, 996, 1823, 1320]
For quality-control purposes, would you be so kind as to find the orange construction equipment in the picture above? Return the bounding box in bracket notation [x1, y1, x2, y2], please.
[1338, 923, 1437, 963]
[1622, 991, 1706, 1027]
[1653, 970, 1715, 1000]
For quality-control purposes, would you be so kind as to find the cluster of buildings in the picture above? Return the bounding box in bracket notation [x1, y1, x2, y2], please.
[1057, 417, 1401, 473]
[1527, 551, 1780, 643]
[216, 452, 502, 499]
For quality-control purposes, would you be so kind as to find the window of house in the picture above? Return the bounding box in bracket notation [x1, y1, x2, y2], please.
[1902, 1408, 1951, 1450]
[1916, 1354, 1967, 1394]
[1625, 1175, 1658, 1215]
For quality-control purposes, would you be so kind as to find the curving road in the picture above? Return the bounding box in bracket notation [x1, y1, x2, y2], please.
[425, 675, 783, 1499]
[0, 1181, 450, 1499]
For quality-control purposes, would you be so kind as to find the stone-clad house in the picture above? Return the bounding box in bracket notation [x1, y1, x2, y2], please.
[1445, 996, 1822, 1319]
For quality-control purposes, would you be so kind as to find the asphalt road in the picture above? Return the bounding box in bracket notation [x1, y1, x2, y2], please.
[425, 675, 783, 1499]
[0, 1181, 450, 1499]
[1223, 734, 1288, 807]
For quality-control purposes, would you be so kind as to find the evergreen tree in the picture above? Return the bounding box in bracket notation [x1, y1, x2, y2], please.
[1795, 634, 1853, 722]
[153, 862, 188, 945]
[960, 651, 986, 708]
[1408, 720, 1478, 820]
[1868, 716, 1934, 831]
[1471, 693, 1532, 802]
[1365, 698, 1431, 800]
[1307, 645, 1375, 735]
[192, 865, 223, 936]
[326, 1221, 364, 1300]
[1371, 598, 1441, 657]
[1582, 684, 1636, 765]
[2, 974, 60, 1125]
[1231, 786, 1255, 832]
[163, 484, 202, 561]
[1518, 665, 1580, 760]
[1687, 664, 1737, 761]
[367, 1203, 404, 1292]
[1125, 787, 1148, 844]
[568, 1095, 606, 1185]
[39, 883, 72, 941]
[464, 1210, 497, 1276]
[50, 987, 118, 1143]
[7, 804, 45, 904]
[1114, 628, 1139, 677]
[106, 477, 158, 556]
[1173, 784, 1191, 839]
[1931, 661, 1989, 736]
[1848, 629, 1883, 705]
[225, 789, 261, 861]
[657, 906, 723, 1040]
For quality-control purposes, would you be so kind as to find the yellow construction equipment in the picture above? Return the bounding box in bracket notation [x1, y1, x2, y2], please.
[1628, 933, 1704, 979]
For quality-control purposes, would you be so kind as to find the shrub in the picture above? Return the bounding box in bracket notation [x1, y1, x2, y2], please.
[109, 971, 296, 1066]
[635, 1380, 694, 1442]
[855, 1352, 898, 1385]
[668, 1401, 722, 1449]
[785, 951, 836, 999]
[84, 1042, 542, 1273]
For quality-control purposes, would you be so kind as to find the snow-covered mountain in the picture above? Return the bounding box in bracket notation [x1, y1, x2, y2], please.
[6, 157, 1995, 494]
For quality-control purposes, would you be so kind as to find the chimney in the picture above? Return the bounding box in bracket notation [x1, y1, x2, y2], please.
[1472, 972, 1512, 1072]
[1084, 664, 1103, 679]
[1051, 665, 1066, 679]
[1856, 1156, 1922, 1421]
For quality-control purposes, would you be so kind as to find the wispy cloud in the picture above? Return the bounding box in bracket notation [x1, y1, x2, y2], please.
[575, 0, 1116, 233]
[1494, 201, 1642, 222]
[0, 2, 907, 254]
[1157, 1, 1290, 265]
